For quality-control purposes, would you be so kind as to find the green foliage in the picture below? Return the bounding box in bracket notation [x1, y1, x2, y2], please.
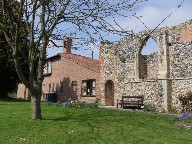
[119, 56, 126, 63]
[168, 106, 178, 114]
[63, 100, 98, 109]
[27, 91, 32, 101]
[179, 118, 192, 123]
[8, 92, 17, 98]
[0, 100, 192, 143]
[178, 91, 192, 114]
[82, 85, 87, 93]
[0, 2, 29, 97]
[144, 104, 157, 112]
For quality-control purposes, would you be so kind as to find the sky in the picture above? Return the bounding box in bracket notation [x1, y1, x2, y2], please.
[47, 0, 192, 59]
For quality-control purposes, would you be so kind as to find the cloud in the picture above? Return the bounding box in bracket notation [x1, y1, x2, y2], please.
[48, 0, 192, 58]
[112, 0, 191, 34]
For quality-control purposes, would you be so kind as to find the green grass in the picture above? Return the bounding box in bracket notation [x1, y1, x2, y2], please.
[0, 99, 191, 144]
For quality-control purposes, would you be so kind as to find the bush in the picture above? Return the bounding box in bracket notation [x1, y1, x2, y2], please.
[178, 113, 192, 123]
[178, 91, 192, 114]
[63, 100, 98, 108]
[144, 104, 157, 112]
[168, 106, 178, 114]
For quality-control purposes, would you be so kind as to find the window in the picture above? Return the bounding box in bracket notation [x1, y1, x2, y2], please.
[81, 79, 96, 96]
[48, 61, 52, 73]
[139, 37, 158, 79]
[43, 60, 52, 75]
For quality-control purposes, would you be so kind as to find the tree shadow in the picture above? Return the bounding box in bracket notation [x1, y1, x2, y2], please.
[0, 96, 30, 102]
[42, 110, 125, 144]
[56, 76, 78, 102]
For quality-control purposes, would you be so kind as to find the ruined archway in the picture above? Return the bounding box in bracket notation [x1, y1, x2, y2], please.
[105, 80, 114, 106]
[138, 37, 158, 79]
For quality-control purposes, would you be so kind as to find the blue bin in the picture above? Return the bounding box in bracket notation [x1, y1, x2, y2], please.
[45, 93, 57, 103]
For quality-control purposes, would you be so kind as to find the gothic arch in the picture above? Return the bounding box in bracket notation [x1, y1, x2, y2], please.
[136, 35, 159, 80]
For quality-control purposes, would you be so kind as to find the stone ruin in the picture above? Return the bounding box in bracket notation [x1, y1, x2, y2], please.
[98, 19, 192, 113]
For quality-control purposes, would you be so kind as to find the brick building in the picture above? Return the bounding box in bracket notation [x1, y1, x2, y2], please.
[17, 37, 99, 103]
[17, 83, 29, 99]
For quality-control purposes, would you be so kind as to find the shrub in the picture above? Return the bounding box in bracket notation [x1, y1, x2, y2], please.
[119, 56, 126, 63]
[144, 104, 157, 112]
[178, 113, 192, 124]
[178, 91, 192, 114]
[168, 106, 178, 114]
[179, 113, 192, 120]
[63, 100, 98, 108]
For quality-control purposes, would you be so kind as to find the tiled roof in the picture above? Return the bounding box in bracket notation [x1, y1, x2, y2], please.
[60, 53, 99, 72]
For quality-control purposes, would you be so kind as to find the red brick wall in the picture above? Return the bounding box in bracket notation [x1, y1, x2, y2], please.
[180, 23, 192, 41]
[17, 83, 28, 99]
[42, 56, 99, 103]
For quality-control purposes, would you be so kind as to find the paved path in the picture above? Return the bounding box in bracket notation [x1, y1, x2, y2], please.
[98, 106, 179, 118]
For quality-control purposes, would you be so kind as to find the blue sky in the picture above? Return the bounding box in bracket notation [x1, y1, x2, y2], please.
[47, 0, 192, 59]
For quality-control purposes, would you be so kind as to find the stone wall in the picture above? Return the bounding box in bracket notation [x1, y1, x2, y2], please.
[169, 41, 192, 78]
[99, 19, 192, 113]
[147, 53, 158, 79]
[139, 55, 147, 79]
[171, 79, 192, 112]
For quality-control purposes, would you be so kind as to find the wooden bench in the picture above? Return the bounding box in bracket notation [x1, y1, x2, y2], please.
[117, 96, 144, 109]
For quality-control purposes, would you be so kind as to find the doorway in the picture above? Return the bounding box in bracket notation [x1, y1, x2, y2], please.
[105, 80, 114, 106]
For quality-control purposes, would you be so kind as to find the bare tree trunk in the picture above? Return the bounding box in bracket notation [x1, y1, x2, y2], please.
[31, 95, 42, 120]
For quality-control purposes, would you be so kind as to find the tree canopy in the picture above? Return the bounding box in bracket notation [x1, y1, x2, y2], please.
[0, 34, 29, 97]
[0, 34, 18, 97]
[0, 0, 148, 119]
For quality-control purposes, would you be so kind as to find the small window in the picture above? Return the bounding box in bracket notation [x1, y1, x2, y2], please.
[48, 61, 52, 73]
[81, 79, 96, 96]
[43, 60, 52, 75]
[44, 64, 48, 74]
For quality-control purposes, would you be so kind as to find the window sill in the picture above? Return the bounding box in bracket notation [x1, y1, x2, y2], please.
[43, 73, 52, 76]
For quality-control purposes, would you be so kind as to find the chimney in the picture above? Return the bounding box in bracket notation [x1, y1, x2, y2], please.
[63, 37, 72, 54]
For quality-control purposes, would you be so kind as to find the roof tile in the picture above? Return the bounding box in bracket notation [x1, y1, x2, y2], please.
[60, 53, 99, 72]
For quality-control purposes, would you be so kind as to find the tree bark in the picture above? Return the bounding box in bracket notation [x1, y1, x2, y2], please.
[31, 95, 42, 120]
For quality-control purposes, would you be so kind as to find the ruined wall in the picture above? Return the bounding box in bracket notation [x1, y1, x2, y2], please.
[168, 20, 192, 111]
[171, 80, 192, 112]
[99, 19, 192, 112]
[139, 55, 147, 79]
[147, 53, 158, 79]
[117, 33, 146, 81]
[98, 42, 118, 105]
[117, 80, 165, 111]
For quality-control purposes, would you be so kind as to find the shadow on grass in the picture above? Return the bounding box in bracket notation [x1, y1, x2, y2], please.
[0, 96, 30, 102]
[44, 114, 96, 122]
[43, 113, 113, 143]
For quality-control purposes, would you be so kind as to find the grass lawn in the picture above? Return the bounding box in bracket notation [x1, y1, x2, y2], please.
[0, 98, 191, 144]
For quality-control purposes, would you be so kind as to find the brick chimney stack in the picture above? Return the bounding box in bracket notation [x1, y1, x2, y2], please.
[63, 37, 72, 54]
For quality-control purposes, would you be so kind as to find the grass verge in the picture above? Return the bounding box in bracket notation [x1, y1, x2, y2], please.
[0, 99, 191, 144]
